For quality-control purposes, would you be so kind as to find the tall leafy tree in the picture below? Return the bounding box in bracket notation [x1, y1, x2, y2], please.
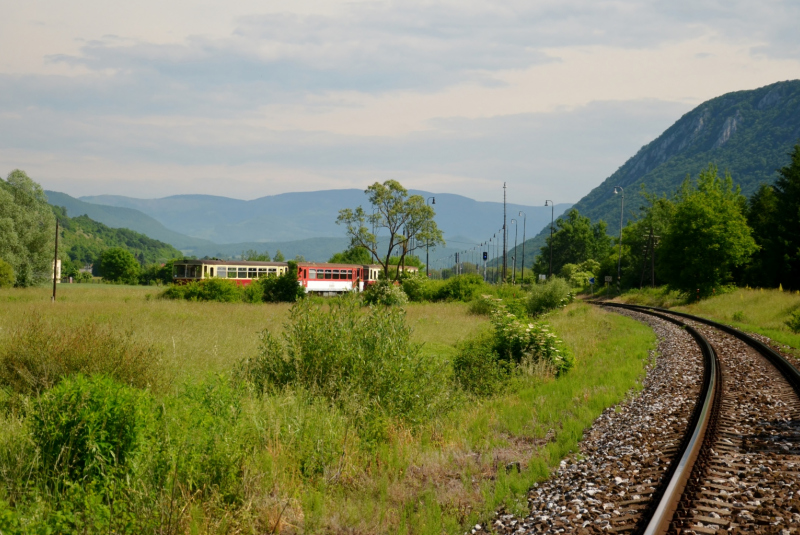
[658, 165, 757, 297]
[0, 170, 55, 286]
[773, 144, 800, 289]
[533, 209, 611, 276]
[742, 184, 781, 287]
[329, 246, 373, 265]
[337, 180, 444, 282]
[98, 247, 141, 284]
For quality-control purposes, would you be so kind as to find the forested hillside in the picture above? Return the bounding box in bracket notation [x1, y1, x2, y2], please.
[570, 79, 800, 236]
[51, 206, 182, 275]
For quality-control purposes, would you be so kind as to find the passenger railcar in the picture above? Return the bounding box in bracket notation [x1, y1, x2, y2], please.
[173, 259, 287, 286]
[173, 259, 419, 294]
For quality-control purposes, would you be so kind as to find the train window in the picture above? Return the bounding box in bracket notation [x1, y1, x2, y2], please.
[217, 267, 226, 277]
[175, 265, 185, 277]
[331, 269, 338, 280]
[228, 268, 237, 278]
[268, 268, 276, 274]
[309, 269, 316, 279]
[324, 269, 331, 280]
[237, 268, 246, 278]
[248, 268, 258, 278]
[210, 267, 214, 277]
[258, 268, 267, 277]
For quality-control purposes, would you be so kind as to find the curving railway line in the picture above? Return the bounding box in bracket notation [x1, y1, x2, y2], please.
[486, 303, 800, 535]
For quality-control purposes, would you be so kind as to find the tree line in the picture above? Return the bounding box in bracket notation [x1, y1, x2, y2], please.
[530, 144, 800, 296]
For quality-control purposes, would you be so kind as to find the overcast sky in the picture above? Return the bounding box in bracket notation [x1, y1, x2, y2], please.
[2, 0, 799, 204]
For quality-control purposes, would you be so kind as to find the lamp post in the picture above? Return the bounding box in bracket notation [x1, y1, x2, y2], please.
[510, 219, 518, 284]
[426, 197, 435, 278]
[613, 186, 624, 292]
[544, 200, 554, 279]
[518, 211, 526, 284]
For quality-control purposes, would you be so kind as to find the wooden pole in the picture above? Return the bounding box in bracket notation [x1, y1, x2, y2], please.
[52, 218, 59, 302]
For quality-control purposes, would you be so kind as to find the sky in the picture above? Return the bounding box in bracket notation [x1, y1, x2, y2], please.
[1, 0, 799, 204]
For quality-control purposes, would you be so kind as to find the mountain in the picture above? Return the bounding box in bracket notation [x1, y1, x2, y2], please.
[46, 191, 214, 250]
[510, 79, 800, 269]
[79, 190, 571, 246]
[567, 80, 800, 236]
[50, 206, 183, 270]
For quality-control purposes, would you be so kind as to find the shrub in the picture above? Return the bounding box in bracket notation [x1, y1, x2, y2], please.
[363, 279, 408, 306]
[452, 330, 509, 396]
[237, 295, 451, 427]
[257, 261, 306, 302]
[31, 375, 150, 483]
[435, 274, 485, 301]
[527, 277, 574, 316]
[400, 272, 435, 302]
[469, 294, 528, 318]
[0, 314, 165, 397]
[453, 309, 573, 396]
[0, 258, 13, 288]
[787, 309, 800, 333]
[160, 278, 243, 302]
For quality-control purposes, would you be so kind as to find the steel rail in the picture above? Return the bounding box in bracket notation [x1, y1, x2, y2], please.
[591, 302, 721, 535]
[619, 304, 800, 397]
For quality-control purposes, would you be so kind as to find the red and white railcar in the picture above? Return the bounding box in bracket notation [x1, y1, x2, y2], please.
[295, 263, 380, 295]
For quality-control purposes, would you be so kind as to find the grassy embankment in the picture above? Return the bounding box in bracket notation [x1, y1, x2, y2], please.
[613, 286, 800, 356]
[0, 284, 655, 533]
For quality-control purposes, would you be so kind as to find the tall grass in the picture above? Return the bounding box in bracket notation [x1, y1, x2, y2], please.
[0, 285, 655, 533]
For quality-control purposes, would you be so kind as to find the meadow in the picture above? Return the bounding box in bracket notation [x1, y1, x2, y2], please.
[0, 284, 655, 534]
[614, 286, 800, 356]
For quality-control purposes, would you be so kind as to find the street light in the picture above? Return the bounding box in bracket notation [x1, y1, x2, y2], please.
[613, 186, 624, 292]
[510, 219, 518, 284]
[426, 197, 435, 278]
[544, 200, 554, 279]
[518, 210, 526, 284]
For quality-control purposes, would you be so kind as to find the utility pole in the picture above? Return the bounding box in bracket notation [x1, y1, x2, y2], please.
[502, 183, 507, 283]
[518, 211, 526, 285]
[52, 218, 59, 302]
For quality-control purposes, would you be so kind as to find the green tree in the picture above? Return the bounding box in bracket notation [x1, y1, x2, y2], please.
[658, 165, 757, 297]
[0, 170, 55, 286]
[273, 249, 285, 262]
[337, 180, 445, 282]
[244, 249, 271, 261]
[773, 144, 800, 289]
[598, 191, 676, 289]
[328, 246, 373, 265]
[533, 209, 611, 276]
[98, 248, 141, 284]
[742, 184, 781, 287]
[0, 258, 14, 288]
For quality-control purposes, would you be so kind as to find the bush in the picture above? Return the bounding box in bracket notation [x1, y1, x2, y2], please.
[31, 375, 151, 483]
[401, 272, 437, 302]
[237, 295, 452, 428]
[527, 277, 574, 316]
[0, 258, 13, 288]
[469, 294, 528, 317]
[454, 309, 573, 396]
[363, 279, 408, 306]
[160, 277, 243, 302]
[452, 330, 509, 396]
[787, 309, 800, 333]
[0, 314, 165, 398]
[435, 274, 484, 301]
[257, 261, 306, 303]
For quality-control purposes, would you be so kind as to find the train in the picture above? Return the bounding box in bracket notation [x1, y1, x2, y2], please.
[172, 259, 417, 295]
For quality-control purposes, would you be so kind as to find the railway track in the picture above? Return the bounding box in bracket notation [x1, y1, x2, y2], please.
[485, 303, 800, 535]
[602, 303, 800, 534]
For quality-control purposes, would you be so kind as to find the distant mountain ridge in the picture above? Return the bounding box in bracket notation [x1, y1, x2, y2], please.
[79, 189, 571, 248]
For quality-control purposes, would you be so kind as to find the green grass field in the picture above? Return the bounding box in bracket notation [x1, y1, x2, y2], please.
[0, 285, 655, 534]
[612, 286, 800, 356]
